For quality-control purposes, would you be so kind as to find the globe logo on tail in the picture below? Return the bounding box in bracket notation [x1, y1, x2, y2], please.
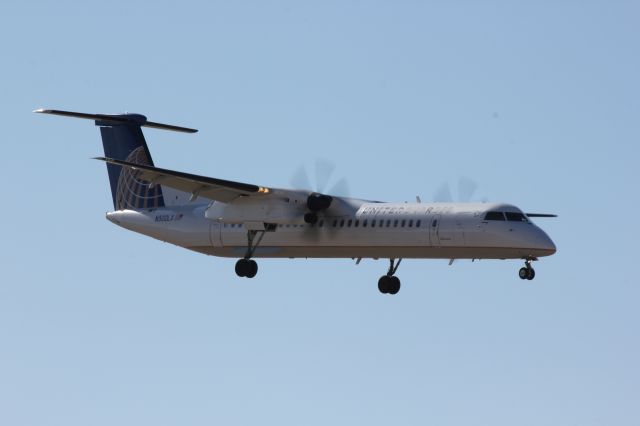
[115, 147, 165, 210]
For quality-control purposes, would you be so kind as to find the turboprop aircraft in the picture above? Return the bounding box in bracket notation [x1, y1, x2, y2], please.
[36, 109, 556, 294]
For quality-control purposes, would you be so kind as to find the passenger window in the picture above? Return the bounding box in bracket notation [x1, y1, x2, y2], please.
[363, 220, 368, 227]
[505, 212, 528, 222]
[319, 220, 324, 228]
[371, 220, 376, 228]
[332, 220, 337, 227]
[484, 211, 506, 221]
[409, 220, 413, 228]
[386, 220, 391, 227]
[394, 220, 398, 227]
[432, 219, 437, 227]
[340, 219, 345, 227]
[355, 220, 359, 227]
[416, 220, 421, 227]
[401, 220, 406, 227]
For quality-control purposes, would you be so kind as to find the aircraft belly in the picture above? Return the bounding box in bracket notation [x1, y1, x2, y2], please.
[188, 245, 553, 259]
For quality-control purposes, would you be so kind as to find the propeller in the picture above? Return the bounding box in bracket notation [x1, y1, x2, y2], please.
[290, 159, 350, 239]
[433, 177, 486, 203]
[290, 158, 350, 197]
[432, 179, 556, 217]
[290, 158, 351, 224]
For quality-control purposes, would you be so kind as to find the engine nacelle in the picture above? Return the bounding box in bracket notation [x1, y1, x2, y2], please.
[204, 197, 306, 225]
[307, 193, 333, 212]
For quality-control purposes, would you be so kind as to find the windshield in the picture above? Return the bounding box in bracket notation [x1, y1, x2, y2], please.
[484, 211, 529, 223]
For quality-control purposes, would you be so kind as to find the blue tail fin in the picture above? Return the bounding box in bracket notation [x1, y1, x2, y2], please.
[34, 109, 197, 210]
[98, 115, 165, 210]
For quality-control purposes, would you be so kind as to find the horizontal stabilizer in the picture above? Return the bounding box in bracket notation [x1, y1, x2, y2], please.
[34, 108, 198, 133]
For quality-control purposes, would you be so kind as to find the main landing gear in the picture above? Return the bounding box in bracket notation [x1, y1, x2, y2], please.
[518, 259, 536, 281]
[235, 258, 258, 278]
[235, 230, 265, 279]
[378, 258, 402, 295]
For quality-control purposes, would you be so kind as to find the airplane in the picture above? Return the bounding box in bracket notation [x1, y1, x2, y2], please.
[35, 108, 557, 294]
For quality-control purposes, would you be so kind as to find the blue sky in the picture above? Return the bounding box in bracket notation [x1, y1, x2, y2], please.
[1, 1, 638, 425]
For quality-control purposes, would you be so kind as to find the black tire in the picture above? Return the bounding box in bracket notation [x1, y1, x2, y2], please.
[246, 260, 258, 278]
[519, 267, 528, 280]
[388, 276, 401, 295]
[526, 268, 535, 280]
[378, 276, 390, 294]
[235, 259, 247, 277]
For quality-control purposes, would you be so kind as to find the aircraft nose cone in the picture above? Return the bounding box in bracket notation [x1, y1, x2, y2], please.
[538, 230, 556, 256]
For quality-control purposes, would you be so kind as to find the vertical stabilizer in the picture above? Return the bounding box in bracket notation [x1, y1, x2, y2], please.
[34, 109, 198, 210]
[97, 117, 165, 210]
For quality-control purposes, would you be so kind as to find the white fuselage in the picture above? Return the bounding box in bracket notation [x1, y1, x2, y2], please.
[105, 195, 556, 261]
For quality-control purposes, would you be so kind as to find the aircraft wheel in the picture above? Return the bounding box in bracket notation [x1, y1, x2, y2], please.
[235, 259, 248, 277]
[246, 259, 258, 278]
[378, 275, 400, 294]
[519, 267, 529, 280]
[235, 258, 258, 278]
[526, 268, 535, 281]
[378, 276, 390, 294]
[388, 276, 401, 295]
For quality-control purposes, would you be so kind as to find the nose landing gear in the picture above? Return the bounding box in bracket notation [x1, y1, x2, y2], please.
[378, 258, 402, 294]
[519, 259, 536, 280]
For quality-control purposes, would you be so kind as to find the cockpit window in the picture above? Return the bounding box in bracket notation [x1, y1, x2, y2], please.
[505, 212, 528, 222]
[484, 211, 505, 221]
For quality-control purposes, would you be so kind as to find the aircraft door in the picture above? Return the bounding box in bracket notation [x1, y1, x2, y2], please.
[209, 221, 222, 247]
[438, 213, 465, 246]
[429, 214, 441, 247]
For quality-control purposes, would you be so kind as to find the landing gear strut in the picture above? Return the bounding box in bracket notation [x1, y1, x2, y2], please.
[235, 230, 265, 279]
[518, 259, 536, 281]
[378, 258, 402, 295]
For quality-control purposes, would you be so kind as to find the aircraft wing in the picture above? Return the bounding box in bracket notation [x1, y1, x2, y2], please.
[94, 157, 271, 202]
